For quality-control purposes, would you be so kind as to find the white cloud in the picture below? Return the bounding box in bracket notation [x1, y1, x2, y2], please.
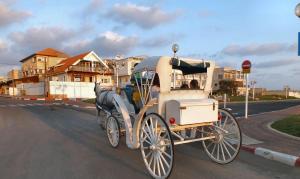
[81, 0, 104, 18]
[64, 31, 138, 57]
[254, 57, 300, 69]
[222, 43, 296, 56]
[9, 26, 75, 54]
[0, 39, 8, 52]
[106, 3, 180, 29]
[141, 33, 183, 48]
[0, 2, 31, 27]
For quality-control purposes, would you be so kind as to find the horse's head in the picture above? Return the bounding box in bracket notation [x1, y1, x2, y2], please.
[94, 82, 101, 95]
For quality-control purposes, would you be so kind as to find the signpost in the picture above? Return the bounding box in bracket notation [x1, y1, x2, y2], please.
[298, 32, 300, 56]
[242, 60, 252, 119]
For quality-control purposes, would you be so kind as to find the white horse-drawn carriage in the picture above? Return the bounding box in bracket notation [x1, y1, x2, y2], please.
[94, 52, 241, 178]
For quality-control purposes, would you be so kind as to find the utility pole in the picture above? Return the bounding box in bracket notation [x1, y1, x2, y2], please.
[44, 58, 48, 98]
[250, 80, 256, 100]
[284, 85, 290, 99]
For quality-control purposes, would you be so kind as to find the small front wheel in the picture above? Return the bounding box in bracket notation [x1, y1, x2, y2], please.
[106, 115, 120, 148]
[140, 113, 174, 179]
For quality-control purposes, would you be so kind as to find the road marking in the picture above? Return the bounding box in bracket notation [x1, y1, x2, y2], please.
[84, 106, 96, 109]
[0, 105, 6, 107]
[17, 104, 26, 107]
[8, 104, 17, 107]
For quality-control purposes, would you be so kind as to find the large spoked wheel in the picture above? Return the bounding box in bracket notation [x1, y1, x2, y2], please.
[202, 109, 241, 164]
[140, 113, 174, 179]
[106, 115, 120, 148]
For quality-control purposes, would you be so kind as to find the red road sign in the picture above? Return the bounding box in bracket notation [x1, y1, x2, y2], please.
[242, 60, 251, 73]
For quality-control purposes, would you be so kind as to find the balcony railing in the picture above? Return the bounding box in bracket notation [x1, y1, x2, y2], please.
[68, 66, 114, 74]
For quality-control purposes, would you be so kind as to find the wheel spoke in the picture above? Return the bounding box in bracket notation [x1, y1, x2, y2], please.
[210, 143, 217, 155]
[156, 155, 161, 176]
[158, 153, 166, 175]
[145, 151, 153, 158]
[153, 154, 157, 174]
[206, 141, 214, 149]
[222, 116, 229, 128]
[224, 136, 240, 144]
[159, 152, 170, 168]
[223, 139, 237, 152]
[142, 128, 153, 143]
[220, 142, 226, 161]
[217, 144, 220, 160]
[222, 141, 232, 159]
[141, 134, 152, 145]
[161, 150, 172, 160]
[145, 120, 154, 139]
[148, 153, 154, 166]
[150, 117, 156, 141]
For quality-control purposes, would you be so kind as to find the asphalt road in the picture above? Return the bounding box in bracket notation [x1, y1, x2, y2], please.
[0, 97, 299, 179]
[225, 100, 300, 117]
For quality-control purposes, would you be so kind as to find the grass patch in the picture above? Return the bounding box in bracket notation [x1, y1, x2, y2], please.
[271, 115, 300, 137]
[83, 98, 96, 104]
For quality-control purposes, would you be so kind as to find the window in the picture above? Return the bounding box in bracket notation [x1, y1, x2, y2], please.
[39, 69, 43, 73]
[218, 74, 223, 79]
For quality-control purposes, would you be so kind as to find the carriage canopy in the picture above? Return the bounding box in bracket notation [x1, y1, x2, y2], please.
[133, 56, 215, 93]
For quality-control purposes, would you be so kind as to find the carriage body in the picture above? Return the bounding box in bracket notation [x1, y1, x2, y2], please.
[94, 56, 241, 179]
[132, 56, 218, 126]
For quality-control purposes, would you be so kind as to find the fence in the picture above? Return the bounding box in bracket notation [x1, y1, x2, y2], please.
[49, 81, 97, 99]
[289, 91, 300, 98]
[16, 82, 44, 96]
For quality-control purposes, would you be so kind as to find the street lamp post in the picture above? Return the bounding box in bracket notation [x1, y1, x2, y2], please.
[172, 44, 179, 88]
[112, 60, 125, 88]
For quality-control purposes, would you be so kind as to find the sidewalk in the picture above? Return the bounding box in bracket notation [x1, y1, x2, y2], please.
[239, 105, 300, 157]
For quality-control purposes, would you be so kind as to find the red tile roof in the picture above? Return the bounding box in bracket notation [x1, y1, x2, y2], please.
[20, 48, 70, 62]
[48, 51, 91, 75]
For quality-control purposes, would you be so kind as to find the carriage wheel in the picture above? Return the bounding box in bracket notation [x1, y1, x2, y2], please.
[202, 109, 241, 164]
[140, 113, 174, 179]
[106, 115, 120, 148]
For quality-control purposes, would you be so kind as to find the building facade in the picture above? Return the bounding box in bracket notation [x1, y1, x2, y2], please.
[7, 69, 21, 80]
[213, 67, 246, 95]
[47, 51, 112, 84]
[20, 48, 69, 80]
[110, 56, 144, 87]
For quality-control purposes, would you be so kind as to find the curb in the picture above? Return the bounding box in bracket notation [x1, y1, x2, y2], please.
[267, 122, 300, 141]
[241, 145, 300, 167]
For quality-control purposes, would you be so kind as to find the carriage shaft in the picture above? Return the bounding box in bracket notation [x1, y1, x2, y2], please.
[170, 122, 213, 132]
[174, 136, 215, 145]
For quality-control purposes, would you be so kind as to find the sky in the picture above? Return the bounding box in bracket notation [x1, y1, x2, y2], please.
[0, 0, 299, 90]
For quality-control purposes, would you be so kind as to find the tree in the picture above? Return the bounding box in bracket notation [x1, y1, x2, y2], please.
[217, 80, 238, 96]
